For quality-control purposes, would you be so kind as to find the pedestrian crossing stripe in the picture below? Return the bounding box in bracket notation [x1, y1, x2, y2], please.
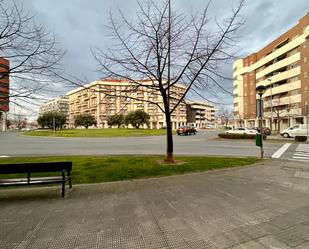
[293, 156, 309, 160]
[294, 152, 309, 155]
[292, 144, 309, 160]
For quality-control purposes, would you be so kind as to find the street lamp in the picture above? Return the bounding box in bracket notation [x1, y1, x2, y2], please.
[256, 85, 266, 158]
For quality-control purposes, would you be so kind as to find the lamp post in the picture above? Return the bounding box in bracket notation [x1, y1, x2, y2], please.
[256, 85, 266, 158]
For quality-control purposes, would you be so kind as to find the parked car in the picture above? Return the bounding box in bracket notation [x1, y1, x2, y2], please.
[280, 124, 309, 138]
[225, 127, 258, 135]
[254, 127, 271, 135]
[176, 125, 197, 135]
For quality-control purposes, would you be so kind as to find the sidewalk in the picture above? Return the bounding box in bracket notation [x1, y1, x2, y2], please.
[1, 159, 309, 248]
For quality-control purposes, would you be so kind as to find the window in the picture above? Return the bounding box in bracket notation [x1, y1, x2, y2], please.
[289, 48, 298, 56]
[290, 89, 299, 96]
[290, 63, 298, 69]
[290, 76, 298, 82]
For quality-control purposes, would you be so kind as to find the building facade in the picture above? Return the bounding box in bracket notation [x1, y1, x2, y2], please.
[0, 58, 9, 132]
[186, 100, 215, 128]
[233, 13, 309, 131]
[39, 96, 69, 115]
[66, 79, 187, 129]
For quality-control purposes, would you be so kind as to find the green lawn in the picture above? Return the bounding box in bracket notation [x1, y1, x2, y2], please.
[0, 156, 260, 184]
[23, 128, 171, 137]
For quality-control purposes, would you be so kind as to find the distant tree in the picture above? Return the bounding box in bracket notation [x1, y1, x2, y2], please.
[74, 114, 97, 129]
[218, 106, 233, 127]
[37, 112, 66, 130]
[272, 97, 286, 132]
[107, 114, 125, 128]
[125, 110, 150, 129]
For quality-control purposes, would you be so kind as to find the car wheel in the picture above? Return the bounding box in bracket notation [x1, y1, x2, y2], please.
[282, 133, 289, 138]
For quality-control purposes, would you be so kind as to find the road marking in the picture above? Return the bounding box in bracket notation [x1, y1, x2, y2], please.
[0, 155, 10, 157]
[271, 143, 291, 158]
[294, 153, 309, 157]
[290, 144, 309, 161]
[293, 156, 309, 160]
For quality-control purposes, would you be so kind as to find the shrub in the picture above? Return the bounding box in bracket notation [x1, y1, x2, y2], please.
[74, 114, 97, 129]
[295, 136, 307, 142]
[107, 114, 125, 128]
[218, 133, 267, 140]
[37, 111, 66, 130]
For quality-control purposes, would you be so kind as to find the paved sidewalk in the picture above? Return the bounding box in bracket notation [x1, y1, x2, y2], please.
[1, 159, 309, 248]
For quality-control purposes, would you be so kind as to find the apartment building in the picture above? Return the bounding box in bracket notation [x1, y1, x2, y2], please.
[39, 96, 69, 116]
[186, 100, 215, 129]
[66, 79, 187, 129]
[0, 57, 9, 132]
[233, 13, 309, 131]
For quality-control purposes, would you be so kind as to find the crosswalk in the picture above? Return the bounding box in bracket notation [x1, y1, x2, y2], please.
[292, 144, 309, 161]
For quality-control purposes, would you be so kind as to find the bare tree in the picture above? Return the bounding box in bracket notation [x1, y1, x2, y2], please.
[0, 0, 65, 102]
[218, 105, 234, 127]
[92, 0, 244, 163]
[272, 96, 295, 132]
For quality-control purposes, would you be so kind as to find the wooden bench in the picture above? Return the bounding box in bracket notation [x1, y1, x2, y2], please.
[0, 162, 72, 197]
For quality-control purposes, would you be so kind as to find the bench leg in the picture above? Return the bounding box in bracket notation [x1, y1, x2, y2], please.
[62, 181, 65, 198]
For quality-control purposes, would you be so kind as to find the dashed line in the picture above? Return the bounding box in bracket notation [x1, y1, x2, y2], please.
[0, 155, 10, 158]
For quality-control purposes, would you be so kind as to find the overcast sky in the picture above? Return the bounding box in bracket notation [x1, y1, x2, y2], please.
[11, 0, 309, 118]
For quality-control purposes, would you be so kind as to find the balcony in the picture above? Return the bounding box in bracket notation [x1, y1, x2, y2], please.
[263, 80, 301, 98]
[263, 94, 301, 108]
[256, 53, 300, 79]
[264, 108, 302, 117]
[236, 36, 304, 75]
[256, 67, 300, 88]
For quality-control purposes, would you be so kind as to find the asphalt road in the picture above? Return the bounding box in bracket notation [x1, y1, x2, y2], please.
[0, 131, 284, 157]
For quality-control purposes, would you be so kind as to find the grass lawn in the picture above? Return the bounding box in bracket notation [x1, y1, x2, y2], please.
[0, 156, 260, 184]
[24, 128, 171, 137]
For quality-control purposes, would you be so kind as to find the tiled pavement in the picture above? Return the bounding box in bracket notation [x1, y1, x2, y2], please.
[1, 159, 309, 248]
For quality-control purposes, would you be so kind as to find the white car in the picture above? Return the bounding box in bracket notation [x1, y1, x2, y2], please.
[225, 127, 258, 135]
[280, 124, 309, 138]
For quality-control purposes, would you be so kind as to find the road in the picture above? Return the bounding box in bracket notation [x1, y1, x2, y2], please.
[0, 131, 284, 157]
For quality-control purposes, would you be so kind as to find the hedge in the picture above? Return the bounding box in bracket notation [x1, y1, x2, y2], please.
[218, 133, 267, 140]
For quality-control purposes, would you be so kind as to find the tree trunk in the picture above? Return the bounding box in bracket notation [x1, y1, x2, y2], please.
[164, 111, 174, 163]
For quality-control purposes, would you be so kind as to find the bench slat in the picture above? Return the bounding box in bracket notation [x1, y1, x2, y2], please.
[0, 162, 72, 174]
